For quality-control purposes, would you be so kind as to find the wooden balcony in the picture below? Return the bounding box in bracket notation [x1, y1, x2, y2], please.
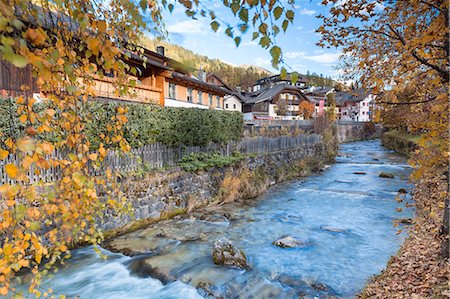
[93, 77, 162, 104]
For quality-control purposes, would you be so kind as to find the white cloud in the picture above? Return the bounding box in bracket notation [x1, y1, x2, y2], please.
[299, 8, 316, 16]
[285, 51, 306, 59]
[296, 25, 303, 30]
[167, 20, 206, 34]
[285, 51, 342, 64]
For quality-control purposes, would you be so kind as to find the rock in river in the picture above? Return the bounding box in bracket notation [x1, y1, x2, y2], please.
[320, 226, 347, 233]
[379, 172, 395, 178]
[212, 239, 249, 269]
[272, 236, 306, 248]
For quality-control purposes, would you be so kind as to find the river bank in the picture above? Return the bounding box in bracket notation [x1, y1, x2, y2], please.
[360, 133, 449, 298]
[101, 131, 338, 239]
[11, 140, 414, 298]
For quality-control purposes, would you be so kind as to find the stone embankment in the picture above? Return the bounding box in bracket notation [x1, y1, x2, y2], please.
[102, 122, 377, 238]
[102, 133, 336, 234]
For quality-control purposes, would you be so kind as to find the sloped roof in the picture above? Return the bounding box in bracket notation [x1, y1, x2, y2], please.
[308, 86, 334, 95]
[335, 88, 369, 105]
[171, 72, 229, 95]
[243, 84, 307, 104]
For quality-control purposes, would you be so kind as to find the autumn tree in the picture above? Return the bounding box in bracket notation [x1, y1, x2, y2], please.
[319, 0, 449, 297]
[298, 100, 314, 119]
[0, 0, 162, 295]
[0, 0, 305, 295]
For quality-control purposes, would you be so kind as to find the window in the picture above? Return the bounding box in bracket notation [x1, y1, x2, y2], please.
[187, 88, 193, 102]
[208, 94, 213, 106]
[343, 111, 347, 115]
[216, 96, 220, 108]
[233, 104, 236, 109]
[169, 83, 176, 99]
[226, 103, 229, 109]
[198, 91, 203, 104]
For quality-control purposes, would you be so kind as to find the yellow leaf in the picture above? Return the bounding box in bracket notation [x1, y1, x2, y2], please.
[98, 147, 107, 157]
[18, 259, 29, 267]
[0, 149, 8, 160]
[19, 114, 27, 124]
[3, 243, 12, 255]
[5, 164, 18, 178]
[22, 156, 34, 170]
[88, 153, 98, 161]
[17, 137, 36, 153]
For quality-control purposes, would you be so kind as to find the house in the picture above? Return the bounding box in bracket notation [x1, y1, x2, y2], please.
[206, 73, 243, 111]
[305, 86, 334, 117]
[164, 63, 227, 110]
[252, 73, 308, 92]
[0, 33, 228, 110]
[241, 83, 310, 120]
[335, 88, 375, 122]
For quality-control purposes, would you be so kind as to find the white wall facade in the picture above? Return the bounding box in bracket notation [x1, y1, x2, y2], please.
[355, 96, 371, 122]
[164, 98, 209, 109]
[269, 103, 302, 120]
[223, 96, 242, 112]
[338, 94, 374, 122]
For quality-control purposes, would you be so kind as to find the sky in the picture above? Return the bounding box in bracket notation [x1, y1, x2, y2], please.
[156, 0, 342, 78]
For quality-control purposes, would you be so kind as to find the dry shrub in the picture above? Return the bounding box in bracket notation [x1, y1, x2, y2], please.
[217, 171, 244, 204]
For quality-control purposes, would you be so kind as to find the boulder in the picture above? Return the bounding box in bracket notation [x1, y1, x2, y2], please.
[272, 236, 305, 248]
[379, 172, 395, 178]
[212, 239, 249, 269]
[398, 188, 407, 194]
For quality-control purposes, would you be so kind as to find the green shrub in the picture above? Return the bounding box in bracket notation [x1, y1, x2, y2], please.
[178, 152, 244, 172]
[0, 98, 244, 150]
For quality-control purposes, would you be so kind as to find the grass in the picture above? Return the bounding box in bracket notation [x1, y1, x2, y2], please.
[383, 129, 421, 144]
[178, 151, 245, 172]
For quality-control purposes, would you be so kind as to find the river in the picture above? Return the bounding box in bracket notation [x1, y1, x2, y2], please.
[12, 140, 413, 298]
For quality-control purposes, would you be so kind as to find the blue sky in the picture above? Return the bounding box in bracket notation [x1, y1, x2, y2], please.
[157, 0, 341, 78]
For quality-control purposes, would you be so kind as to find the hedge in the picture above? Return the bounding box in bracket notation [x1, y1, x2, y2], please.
[0, 98, 244, 149]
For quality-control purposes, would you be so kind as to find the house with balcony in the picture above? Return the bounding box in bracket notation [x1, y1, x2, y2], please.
[0, 11, 227, 109]
[335, 88, 375, 122]
[241, 84, 310, 120]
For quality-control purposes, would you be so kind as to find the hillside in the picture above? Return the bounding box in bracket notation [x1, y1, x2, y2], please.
[144, 38, 271, 90]
[143, 38, 339, 91]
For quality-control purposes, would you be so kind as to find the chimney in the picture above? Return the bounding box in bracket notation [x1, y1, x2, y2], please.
[156, 46, 165, 56]
[198, 65, 206, 81]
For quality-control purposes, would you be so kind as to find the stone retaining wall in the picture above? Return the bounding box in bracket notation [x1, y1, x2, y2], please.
[102, 138, 335, 235]
[336, 123, 382, 143]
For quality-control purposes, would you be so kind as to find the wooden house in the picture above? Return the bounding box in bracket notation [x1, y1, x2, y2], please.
[241, 84, 310, 120]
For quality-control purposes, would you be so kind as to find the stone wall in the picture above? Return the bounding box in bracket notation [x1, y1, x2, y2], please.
[336, 123, 382, 143]
[381, 132, 418, 156]
[102, 136, 335, 236]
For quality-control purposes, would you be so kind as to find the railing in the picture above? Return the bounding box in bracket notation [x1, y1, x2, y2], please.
[0, 134, 322, 184]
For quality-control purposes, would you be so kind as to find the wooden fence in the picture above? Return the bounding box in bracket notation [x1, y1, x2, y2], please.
[0, 134, 321, 184]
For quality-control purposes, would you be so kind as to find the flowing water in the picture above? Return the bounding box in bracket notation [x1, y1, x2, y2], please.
[12, 140, 413, 299]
